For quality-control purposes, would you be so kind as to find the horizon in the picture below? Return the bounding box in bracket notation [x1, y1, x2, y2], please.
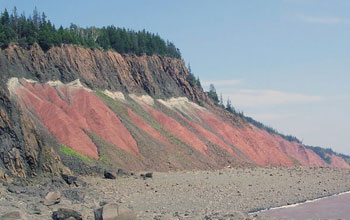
[1, 0, 349, 155]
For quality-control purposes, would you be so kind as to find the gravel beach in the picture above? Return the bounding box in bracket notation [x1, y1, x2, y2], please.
[1, 167, 350, 220]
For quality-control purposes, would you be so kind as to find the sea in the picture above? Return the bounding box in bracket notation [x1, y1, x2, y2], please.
[256, 191, 350, 220]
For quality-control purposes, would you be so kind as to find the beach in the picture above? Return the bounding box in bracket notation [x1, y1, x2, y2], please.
[1, 166, 350, 219]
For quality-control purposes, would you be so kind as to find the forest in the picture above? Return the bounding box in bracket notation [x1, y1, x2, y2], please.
[0, 8, 182, 58]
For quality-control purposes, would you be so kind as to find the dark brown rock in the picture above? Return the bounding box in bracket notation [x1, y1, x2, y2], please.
[145, 172, 153, 178]
[104, 170, 116, 180]
[61, 174, 78, 185]
[52, 208, 82, 220]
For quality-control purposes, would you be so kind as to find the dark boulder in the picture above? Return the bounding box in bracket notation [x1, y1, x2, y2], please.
[52, 208, 82, 220]
[145, 172, 153, 178]
[61, 174, 78, 185]
[104, 170, 116, 179]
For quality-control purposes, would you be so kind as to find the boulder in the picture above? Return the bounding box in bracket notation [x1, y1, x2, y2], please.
[140, 172, 153, 179]
[104, 170, 116, 179]
[145, 172, 153, 178]
[95, 204, 137, 220]
[52, 208, 82, 220]
[44, 191, 61, 206]
[61, 174, 78, 185]
[100, 204, 119, 220]
[116, 205, 137, 220]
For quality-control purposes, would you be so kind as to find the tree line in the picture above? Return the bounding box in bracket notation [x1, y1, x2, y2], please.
[0, 7, 182, 58]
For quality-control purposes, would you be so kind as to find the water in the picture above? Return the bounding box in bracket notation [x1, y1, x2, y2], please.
[257, 191, 350, 220]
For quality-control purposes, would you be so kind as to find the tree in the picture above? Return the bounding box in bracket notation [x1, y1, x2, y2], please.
[207, 84, 219, 105]
[0, 8, 182, 58]
[32, 7, 40, 28]
[225, 98, 235, 113]
[1, 9, 10, 25]
[218, 93, 225, 108]
[186, 63, 197, 87]
[196, 77, 202, 90]
[188, 63, 192, 74]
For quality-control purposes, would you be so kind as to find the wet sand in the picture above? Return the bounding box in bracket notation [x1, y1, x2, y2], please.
[258, 191, 350, 220]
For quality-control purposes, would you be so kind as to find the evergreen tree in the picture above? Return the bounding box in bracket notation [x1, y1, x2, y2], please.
[225, 98, 235, 113]
[186, 63, 197, 87]
[219, 93, 224, 107]
[0, 8, 182, 58]
[32, 7, 40, 28]
[207, 84, 219, 105]
[196, 77, 202, 90]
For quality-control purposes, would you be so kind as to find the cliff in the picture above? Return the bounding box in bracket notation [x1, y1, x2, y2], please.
[0, 44, 207, 103]
[0, 44, 348, 179]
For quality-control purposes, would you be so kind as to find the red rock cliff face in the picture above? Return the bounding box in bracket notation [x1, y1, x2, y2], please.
[1, 44, 349, 176]
[10, 79, 138, 158]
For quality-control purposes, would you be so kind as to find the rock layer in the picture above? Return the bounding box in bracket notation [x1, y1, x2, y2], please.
[0, 44, 348, 178]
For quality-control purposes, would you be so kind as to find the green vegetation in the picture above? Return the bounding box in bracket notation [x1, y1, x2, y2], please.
[207, 84, 220, 105]
[0, 7, 181, 58]
[60, 144, 93, 163]
[186, 64, 202, 89]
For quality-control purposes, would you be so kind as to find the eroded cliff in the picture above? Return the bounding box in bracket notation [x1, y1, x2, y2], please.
[0, 44, 348, 179]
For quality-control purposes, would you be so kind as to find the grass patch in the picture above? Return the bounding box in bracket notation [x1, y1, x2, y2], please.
[60, 144, 93, 163]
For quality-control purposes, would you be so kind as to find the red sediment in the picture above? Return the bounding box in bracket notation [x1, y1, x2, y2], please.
[304, 149, 328, 166]
[15, 81, 98, 158]
[176, 113, 235, 155]
[146, 107, 207, 154]
[12, 79, 348, 168]
[13, 80, 138, 158]
[328, 154, 350, 168]
[197, 110, 294, 166]
[279, 137, 327, 167]
[69, 88, 138, 155]
[127, 108, 170, 146]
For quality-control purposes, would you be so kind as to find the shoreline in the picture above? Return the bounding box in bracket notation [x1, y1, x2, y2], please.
[249, 190, 350, 215]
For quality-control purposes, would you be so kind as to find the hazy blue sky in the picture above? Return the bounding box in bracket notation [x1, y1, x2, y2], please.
[1, 0, 350, 154]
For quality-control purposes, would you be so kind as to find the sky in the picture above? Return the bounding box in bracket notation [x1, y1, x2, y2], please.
[1, 0, 350, 154]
